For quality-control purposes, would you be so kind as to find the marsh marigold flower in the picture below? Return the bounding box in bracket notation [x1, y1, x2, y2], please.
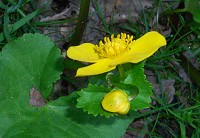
[67, 31, 166, 76]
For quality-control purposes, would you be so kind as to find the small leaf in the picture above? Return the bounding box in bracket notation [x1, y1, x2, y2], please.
[123, 62, 152, 110]
[76, 84, 115, 118]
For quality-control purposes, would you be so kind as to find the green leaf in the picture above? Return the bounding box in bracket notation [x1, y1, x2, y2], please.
[0, 34, 64, 132]
[76, 84, 114, 118]
[1, 93, 136, 138]
[184, 0, 200, 23]
[0, 34, 135, 137]
[123, 62, 152, 110]
[0, 33, 63, 98]
[0, 33, 63, 136]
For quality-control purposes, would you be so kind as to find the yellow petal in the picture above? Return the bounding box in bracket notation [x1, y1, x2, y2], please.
[76, 59, 116, 76]
[111, 31, 166, 65]
[67, 43, 100, 63]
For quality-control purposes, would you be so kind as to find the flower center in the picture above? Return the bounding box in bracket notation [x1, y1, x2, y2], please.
[94, 33, 134, 58]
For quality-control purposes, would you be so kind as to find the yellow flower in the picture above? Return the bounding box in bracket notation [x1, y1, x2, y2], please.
[67, 31, 166, 76]
[101, 90, 130, 114]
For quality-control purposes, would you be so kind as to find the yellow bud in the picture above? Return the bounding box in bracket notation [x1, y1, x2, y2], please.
[101, 90, 130, 114]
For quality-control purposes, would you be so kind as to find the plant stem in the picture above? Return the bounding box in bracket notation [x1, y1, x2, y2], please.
[69, 0, 90, 46]
[118, 65, 125, 82]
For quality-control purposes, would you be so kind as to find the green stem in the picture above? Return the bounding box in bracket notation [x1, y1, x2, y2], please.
[118, 65, 125, 82]
[69, 0, 90, 46]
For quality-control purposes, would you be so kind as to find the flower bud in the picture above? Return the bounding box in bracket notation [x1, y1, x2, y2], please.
[101, 90, 130, 114]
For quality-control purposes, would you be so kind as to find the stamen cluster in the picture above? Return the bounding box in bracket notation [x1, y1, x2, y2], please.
[95, 33, 134, 58]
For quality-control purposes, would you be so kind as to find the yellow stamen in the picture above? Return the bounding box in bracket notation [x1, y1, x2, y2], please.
[94, 33, 134, 58]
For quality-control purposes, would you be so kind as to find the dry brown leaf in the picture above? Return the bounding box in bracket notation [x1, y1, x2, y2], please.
[30, 87, 47, 107]
[170, 59, 192, 83]
[123, 120, 148, 138]
[153, 79, 175, 104]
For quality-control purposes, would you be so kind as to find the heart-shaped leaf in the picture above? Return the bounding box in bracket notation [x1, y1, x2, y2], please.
[0, 33, 64, 136]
